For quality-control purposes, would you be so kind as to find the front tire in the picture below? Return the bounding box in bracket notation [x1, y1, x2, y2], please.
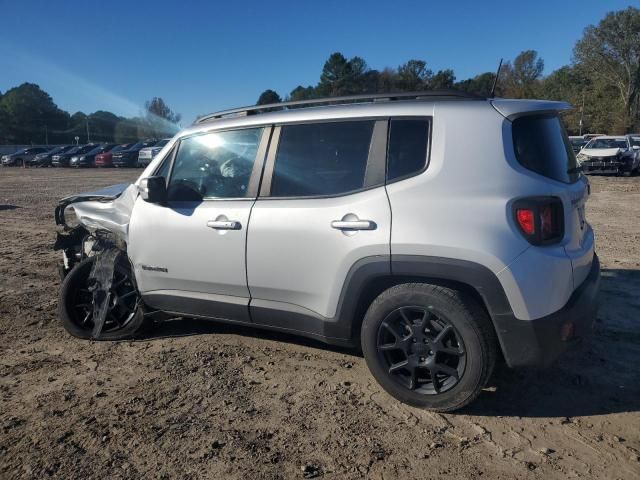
[59, 254, 145, 340]
[361, 283, 497, 412]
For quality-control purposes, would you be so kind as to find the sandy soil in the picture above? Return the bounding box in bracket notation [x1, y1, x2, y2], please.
[0, 168, 639, 479]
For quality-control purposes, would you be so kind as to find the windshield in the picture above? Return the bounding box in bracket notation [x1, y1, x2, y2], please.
[570, 138, 586, 147]
[45, 146, 66, 155]
[65, 146, 82, 154]
[630, 137, 640, 147]
[154, 139, 170, 148]
[111, 144, 131, 152]
[585, 138, 627, 149]
[87, 144, 114, 155]
[75, 144, 98, 154]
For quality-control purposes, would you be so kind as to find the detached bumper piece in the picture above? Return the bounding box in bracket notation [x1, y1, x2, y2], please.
[495, 254, 600, 368]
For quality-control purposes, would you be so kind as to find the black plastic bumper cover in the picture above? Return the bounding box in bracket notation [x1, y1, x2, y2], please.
[494, 254, 600, 368]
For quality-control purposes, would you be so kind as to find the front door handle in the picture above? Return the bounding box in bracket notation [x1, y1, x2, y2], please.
[331, 219, 376, 231]
[207, 220, 241, 230]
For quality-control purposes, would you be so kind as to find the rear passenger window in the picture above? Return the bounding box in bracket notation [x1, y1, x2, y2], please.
[270, 121, 375, 197]
[387, 118, 430, 181]
[512, 115, 578, 184]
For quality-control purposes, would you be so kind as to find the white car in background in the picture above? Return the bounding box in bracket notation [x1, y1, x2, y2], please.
[577, 136, 640, 175]
[137, 139, 171, 167]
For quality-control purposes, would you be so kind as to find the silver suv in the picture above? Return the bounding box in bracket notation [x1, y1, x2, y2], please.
[54, 92, 600, 412]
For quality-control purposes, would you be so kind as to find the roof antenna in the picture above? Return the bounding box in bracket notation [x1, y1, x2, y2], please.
[490, 58, 503, 98]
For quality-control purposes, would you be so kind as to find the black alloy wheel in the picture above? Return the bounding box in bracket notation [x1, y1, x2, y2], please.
[59, 255, 146, 340]
[376, 306, 466, 395]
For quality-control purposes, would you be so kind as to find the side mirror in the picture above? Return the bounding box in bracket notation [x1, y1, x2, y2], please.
[139, 176, 167, 204]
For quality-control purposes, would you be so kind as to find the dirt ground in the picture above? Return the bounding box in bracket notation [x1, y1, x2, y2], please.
[0, 168, 639, 480]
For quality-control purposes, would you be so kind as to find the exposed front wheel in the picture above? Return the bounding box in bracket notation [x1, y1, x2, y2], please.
[58, 254, 146, 340]
[361, 284, 497, 412]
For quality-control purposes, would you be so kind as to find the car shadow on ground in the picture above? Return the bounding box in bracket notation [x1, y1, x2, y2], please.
[0, 204, 20, 211]
[139, 316, 359, 357]
[136, 268, 640, 418]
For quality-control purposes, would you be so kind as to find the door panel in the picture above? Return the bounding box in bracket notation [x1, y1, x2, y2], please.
[127, 127, 271, 321]
[129, 199, 253, 299]
[247, 187, 391, 319]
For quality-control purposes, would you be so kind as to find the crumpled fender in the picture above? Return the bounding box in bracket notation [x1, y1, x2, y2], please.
[55, 183, 138, 243]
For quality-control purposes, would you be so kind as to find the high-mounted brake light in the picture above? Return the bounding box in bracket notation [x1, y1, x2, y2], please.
[513, 197, 564, 245]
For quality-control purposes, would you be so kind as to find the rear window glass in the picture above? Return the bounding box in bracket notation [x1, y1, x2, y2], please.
[387, 118, 430, 181]
[512, 115, 578, 183]
[271, 121, 374, 197]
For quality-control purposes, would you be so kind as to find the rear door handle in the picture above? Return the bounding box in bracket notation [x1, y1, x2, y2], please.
[207, 220, 241, 230]
[331, 220, 376, 230]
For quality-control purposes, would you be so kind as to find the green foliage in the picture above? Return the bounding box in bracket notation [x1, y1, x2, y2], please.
[455, 72, 497, 97]
[114, 118, 140, 143]
[573, 6, 640, 132]
[88, 110, 121, 143]
[1, 7, 638, 143]
[139, 97, 181, 139]
[257, 89, 282, 105]
[0, 83, 69, 144]
[501, 50, 544, 98]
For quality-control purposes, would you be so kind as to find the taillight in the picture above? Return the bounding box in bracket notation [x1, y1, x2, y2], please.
[513, 197, 564, 245]
[515, 209, 535, 235]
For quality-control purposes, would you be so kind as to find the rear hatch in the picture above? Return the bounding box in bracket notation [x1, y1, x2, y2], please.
[507, 109, 594, 289]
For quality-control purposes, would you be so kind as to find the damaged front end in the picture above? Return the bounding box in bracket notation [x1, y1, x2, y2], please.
[54, 183, 143, 340]
[54, 183, 137, 276]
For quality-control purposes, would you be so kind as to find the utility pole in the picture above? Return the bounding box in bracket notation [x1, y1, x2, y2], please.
[86, 118, 91, 143]
[579, 91, 585, 137]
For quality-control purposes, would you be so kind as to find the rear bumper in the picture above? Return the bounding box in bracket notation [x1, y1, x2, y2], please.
[494, 254, 600, 368]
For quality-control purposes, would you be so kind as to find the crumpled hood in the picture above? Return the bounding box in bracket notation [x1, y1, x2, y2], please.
[581, 148, 622, 158]
[55, 183, 138, 242]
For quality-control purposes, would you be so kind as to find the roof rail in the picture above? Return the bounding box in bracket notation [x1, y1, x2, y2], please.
[195, 89, 483, 124]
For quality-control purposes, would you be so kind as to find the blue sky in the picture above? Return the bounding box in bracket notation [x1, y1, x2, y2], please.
[0, 0, 633, 124]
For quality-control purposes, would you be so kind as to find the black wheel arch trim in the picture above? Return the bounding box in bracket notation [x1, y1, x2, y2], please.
[136, 254, 518, 355]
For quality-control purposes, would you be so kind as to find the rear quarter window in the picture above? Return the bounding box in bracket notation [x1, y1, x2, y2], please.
[512, 114, 578, 184]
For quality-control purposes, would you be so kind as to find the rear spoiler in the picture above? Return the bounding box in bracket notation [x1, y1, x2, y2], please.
[490, 99, 573, 121]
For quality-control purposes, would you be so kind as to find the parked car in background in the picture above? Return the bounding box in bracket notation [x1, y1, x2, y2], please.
[2, 147, 49, 166]
[577, 136, 640, 175]
[94, 143, 133, 168]
[26, 145, 75, 167]
[112, 139, 157, 167]
[627, 134, 640, 149]
[137, 138, 171, 167]
[70, 144, 117, 168]
[583, 133, 606, 141]
[569, 136, 588, 154]
[52, 144, 96, 167]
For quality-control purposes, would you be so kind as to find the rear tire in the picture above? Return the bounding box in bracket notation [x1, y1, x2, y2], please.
[59, 255, 146, 340]
[361, 283, 497, 412]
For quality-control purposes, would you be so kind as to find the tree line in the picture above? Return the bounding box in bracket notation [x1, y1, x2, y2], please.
[0, 85, 181, 145]
[1, 6, 637, 144]
[256, 6, 640, 135]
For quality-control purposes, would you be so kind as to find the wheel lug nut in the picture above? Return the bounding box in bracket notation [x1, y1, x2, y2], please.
[419, 357, 425, 362]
